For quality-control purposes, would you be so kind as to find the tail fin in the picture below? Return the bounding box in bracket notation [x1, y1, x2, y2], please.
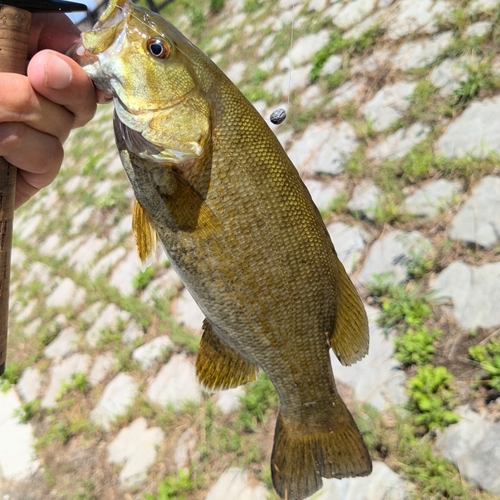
[271, 401, 371, 500]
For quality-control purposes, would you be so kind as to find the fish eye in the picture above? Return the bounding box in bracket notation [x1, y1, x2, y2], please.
[147, 38, 170, 59]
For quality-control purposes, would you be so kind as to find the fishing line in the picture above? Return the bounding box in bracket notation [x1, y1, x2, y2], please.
[269, 0, 296, 125]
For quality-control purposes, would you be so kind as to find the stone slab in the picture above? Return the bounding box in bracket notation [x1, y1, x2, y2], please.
[327, 222, 366, 275]
[147, 354, 201, 408]
[0, 389, 40, 480]
[430, 261, 500, 329]
[448, 175, 500, 248]
[403, 179, 462, 218]
[132, 336, 172, 370]
[205, 468, 268, 500]
[90, 373, 139, 431]
[108, 417, 164, 487]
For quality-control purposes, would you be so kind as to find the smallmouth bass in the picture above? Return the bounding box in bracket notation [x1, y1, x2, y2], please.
[72, 1, 372, 497]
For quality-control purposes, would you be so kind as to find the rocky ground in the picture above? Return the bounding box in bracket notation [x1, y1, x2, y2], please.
[2, 0, 500, 498]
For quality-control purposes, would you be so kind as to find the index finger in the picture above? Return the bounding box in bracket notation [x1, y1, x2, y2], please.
[28, 13, 81, 57]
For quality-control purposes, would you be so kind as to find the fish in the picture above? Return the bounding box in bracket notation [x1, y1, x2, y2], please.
[71, 1, 372, 497]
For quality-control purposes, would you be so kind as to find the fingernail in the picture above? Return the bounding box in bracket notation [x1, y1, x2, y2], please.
[45, 53, 73, 90]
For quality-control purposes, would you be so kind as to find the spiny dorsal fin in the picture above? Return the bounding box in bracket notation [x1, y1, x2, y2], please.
[196, 319, 259, 392]
[132, 198, 157, 269]
[329, 259, 369, 366]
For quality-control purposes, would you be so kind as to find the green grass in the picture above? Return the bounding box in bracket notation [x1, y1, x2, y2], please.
[395, 326, 443, 366]
[143, 469, 197, 500]
[469, 338, 500, 391]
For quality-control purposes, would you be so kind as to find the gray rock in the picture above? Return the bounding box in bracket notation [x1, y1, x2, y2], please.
[17, 367, 42, 403]
[367, 123, 431, 162]
[79, 301, 103, 324]
[46, 278, 86, 309]
[300, 84, 322, 108]
[173, 288, 205, 333]
[287, 121, 358, 175]
[174, 428, 198, 470]
[314, 461, 410, 499]
[352, 49, 392, 75]
[107, 417, 164, 487]
[330, 305, 407, 410]
[205, 468, 268, 500]
[435, 406, 500, 495]
[394, 31, 453, 70]
[86, 303, 131, 347]
[90, 247, 127, 279]
[384, 0, 452, 40]
[429, 58, 468, 97]
[280, 30, 330, 69]
[225, 61, 246, 84]
[90, 373, 139, 430]
[357, 230, 432, 286]
[308, 0, 327, 11]
[23, 262, 51, 290]
[142, 268, 182, 302]
[304, 179, 346, 212]
[147, 354, 201, 408]
[216, 387, 245, 414]
[331, 80, 365, 107]
[0, 388, 40, 480]
[468, 0, 500, 13]
[39, 233, 60, 255]
[403, 179, 462, 217]
[16, 213, 42, 241]
[43, 327, 78, 361]
[68, 235, 106, 272]
[321, 54, 342, 76]
[327, 222, 366, 275]
[109, 213, 132, 243]
[430, 261, 500, 329]
[362, 81, 417, 131]
[448, 176, 500, 248]
[41, 353, 92, 408]
[132, 336, 172, 369]
[334, 0, 377, 29]
[58, 235, 85, 260]
[89, 352, 115, 386]
[437, 96, 500, 157]
[110, 250, 142, 296]
[465, 21, 492, 37]
[70, 206, 94, 235]
[347, 180, 381, 220]
[343, 10, 385, 40]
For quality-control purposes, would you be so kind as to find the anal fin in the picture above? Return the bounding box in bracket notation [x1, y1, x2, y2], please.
[330, 259, 369, 366]
[132, 198, 157, 269]
[196, 320, 259, 392]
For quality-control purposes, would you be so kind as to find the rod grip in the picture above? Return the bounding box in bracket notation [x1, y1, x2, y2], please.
[0, 5, 32, 375]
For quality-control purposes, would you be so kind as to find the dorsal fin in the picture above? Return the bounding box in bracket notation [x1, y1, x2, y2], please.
[132, 198, 157, 269]
[329, 259, 369, 366]
[196, 319, 259, 392]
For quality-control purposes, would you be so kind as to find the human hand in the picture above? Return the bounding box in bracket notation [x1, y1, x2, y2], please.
[0, 13, 111, 209]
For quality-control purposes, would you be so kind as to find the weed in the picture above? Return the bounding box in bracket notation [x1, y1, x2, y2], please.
[236, 372, 278, 432]
[57, 372, 90, 402]
[143, 469, 196, 500]
[369, 282, 433, 332]
[133, 267, 156, 291]
[244, 0, 263, 13]
[326, 69, 350, 90]
[242, 86, 272, 104]
[469, 338, 500, 391]
[37, 414, 94, 446]
[395, 327, 443, 366]
[406, 365, 459, 432]
[454, 66, 490, 107]
[0, 361, 23, 391]
[310, 28, 349, 82]
[209, 0, 225, 15]
[14, 399, 41, 423]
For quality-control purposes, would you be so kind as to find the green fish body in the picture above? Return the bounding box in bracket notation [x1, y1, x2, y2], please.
[73, 2, 372, 497]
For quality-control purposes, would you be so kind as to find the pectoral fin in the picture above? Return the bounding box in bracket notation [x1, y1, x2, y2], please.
[329, 259, 369, 366]
[132, 198, 157, 268]
[196, 319, 259, 391]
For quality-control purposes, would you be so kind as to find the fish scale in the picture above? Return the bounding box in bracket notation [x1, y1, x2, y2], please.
[71, 0, 373, 498]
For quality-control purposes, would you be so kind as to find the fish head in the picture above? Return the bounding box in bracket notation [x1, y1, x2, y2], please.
[71, 0, 211, 163]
